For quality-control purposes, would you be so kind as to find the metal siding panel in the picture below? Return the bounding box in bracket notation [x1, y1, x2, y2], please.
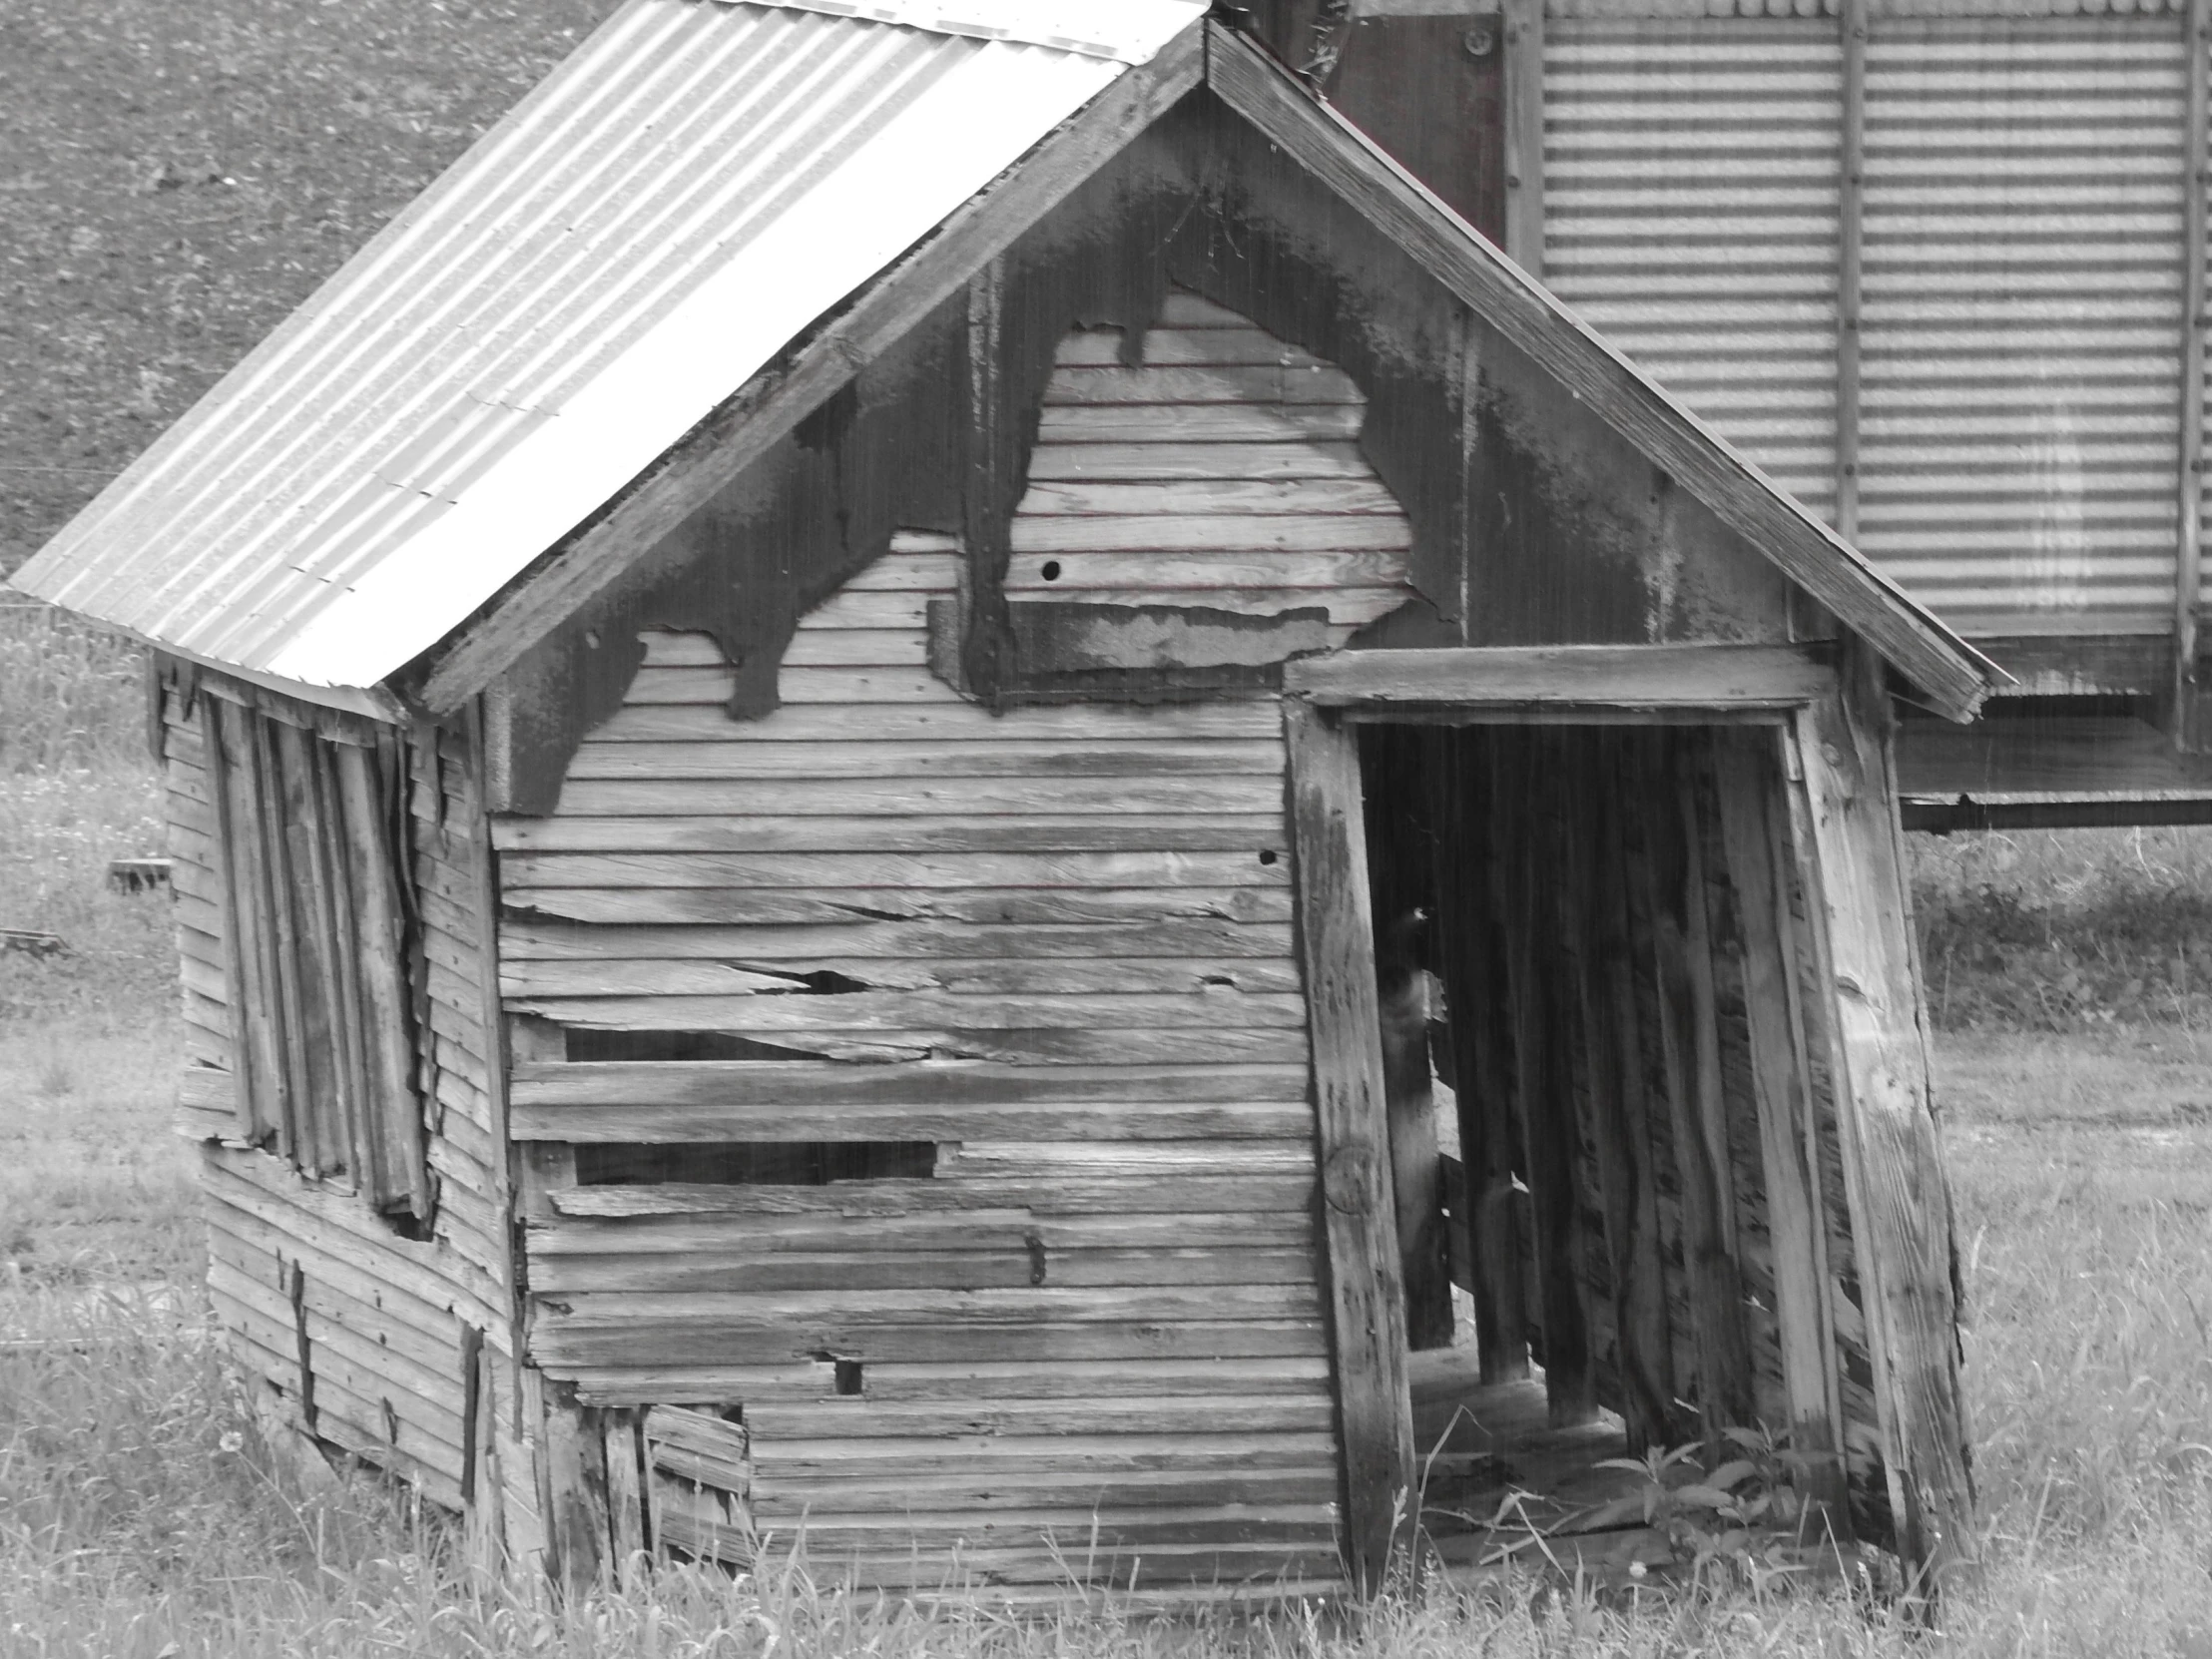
[10, 0, 1204, 689]
[1858, 19, 2188, 634]
[1544, 22, 1845, 520]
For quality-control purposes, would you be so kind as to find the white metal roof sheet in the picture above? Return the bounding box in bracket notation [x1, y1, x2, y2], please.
[11, 0, 1205, 691]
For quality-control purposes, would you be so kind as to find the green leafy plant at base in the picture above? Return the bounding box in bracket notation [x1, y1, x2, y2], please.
[1591, 1427, 1857, 1591]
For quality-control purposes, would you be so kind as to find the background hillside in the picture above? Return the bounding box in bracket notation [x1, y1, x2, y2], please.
[0, 0, 614, 576]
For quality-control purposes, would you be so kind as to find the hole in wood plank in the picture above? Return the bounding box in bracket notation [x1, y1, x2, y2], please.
[833, 1359, 864, 1396]
[781, 968, 870, 995]
[1259, 848, 1279, 866]
[565, 1028, 820, 1063]
[573, 1142, 938, 1186]
[1039, 560, 1061, 581]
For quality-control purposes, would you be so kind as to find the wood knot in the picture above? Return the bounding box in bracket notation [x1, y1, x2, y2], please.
[1324, 1144, 1379, 1215]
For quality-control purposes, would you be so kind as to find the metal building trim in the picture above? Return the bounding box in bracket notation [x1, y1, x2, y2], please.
[734, 0, 1196, 61]
[1546, 0, 2184, 18]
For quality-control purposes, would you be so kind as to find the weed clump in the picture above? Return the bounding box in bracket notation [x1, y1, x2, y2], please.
[1912, 827, 2212, 1030]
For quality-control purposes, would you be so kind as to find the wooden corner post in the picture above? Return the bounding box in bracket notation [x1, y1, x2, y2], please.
[1285, 699, 1415, 1592]
[1785, 646, 1975, 1590]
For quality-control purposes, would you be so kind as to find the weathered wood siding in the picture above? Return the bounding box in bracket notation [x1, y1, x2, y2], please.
[1012, 289, 1411, 637]
[493, 302, 1422, 1590]
[162, 677, 526, 1547]
[498, 534, 1343, 1589]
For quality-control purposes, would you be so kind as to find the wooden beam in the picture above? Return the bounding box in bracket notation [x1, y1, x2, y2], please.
[413, 21, 1207, 717]
[1204, 23, 1994, 724]
[1896, 713, 2212, 800]
[1283, 699, 1413, 1592]
[1904, 796, 2212, 832]
[1285, 644, 1835, 711]
[1786, 649, 1975, 1591]
[1500, 0, 1544, 276]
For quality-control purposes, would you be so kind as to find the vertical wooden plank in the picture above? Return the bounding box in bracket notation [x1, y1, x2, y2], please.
[1324, 14, 1507, 243]
[1284, 699, 1413, 1592]
[1425, 729, 1529, 1382]
[275, 722, 348, 1181]
[603, 1409, 649, 1578]
[1786, 649, 1974, 1589]
[2176, 0, 2210, 746]
[1712, 732, 1852, 1528]
[541, 1383, 608, 1601]
[314, 739, 375, 1193]
[1636, 732, 1757, 1440]
[1677, 755, 1740, 1254]
[249, 712, 313, 1163]
[286, 1256, 317, 1436]
[1497, 730, 1597, 1426]
[1501, 0, 1545, 276]
[960, 257, 1014, 702]
[205, 700, 276, 1145]
[335, 743, 432, 1218]
[1582, 733, 1676, 1452]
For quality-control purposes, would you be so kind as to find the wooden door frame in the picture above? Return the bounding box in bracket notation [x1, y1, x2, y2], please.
[1282, 641, 1971, 1592]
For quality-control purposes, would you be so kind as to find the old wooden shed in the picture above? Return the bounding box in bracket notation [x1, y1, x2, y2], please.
[12, 0, 1996, 1601]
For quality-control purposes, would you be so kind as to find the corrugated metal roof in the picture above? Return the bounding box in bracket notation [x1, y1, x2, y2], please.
[11, 0, 1205, 691]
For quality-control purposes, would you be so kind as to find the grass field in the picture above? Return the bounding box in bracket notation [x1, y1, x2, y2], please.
[4, 8, 2211, 1649]
[2, 671, 2209, 1654]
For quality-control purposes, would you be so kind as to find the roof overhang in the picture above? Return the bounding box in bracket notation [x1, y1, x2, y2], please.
[12, 5, 1998, 725]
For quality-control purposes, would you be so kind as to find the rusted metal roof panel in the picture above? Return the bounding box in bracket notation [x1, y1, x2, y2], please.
[1544, 21, 1845, 520]
[11, 0, 1204, 690]
[1856, 20, 2186, 634]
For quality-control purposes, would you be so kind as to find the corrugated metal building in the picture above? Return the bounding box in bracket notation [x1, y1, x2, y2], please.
[15, 0, 1992, 1602]
[1262, 0, 2212, 824]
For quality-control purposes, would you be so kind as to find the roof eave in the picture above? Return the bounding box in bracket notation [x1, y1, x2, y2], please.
[415, 10, 1998, 723]
[1202, 21, 2000, 724]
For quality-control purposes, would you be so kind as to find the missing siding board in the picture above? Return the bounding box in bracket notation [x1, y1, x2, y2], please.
[574, 1142, 938, 1186]
[564, 1029, 819, 1064]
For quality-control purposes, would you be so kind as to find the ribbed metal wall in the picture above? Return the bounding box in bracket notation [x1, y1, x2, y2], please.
[1545, 15, 2196, 639]
[1544, 22, 1845, 521]
[1858, 20, 2187, 634]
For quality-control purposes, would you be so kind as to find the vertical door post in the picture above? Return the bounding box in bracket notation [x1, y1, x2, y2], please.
[1786, 650, 1975, 1591]
[1285, 699, 1414, 1592]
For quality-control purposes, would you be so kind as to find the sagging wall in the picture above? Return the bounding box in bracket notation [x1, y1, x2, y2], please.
[489, 292, 1439, 1592]
[1380, 722, 1885, 1539]
[496, 542, 1343, 1591]
[162, 671, 532, 1557]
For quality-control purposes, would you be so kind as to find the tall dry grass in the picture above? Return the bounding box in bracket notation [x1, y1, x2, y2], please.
[3, 1069, 2208, 1657]
[1912, 826, 2212, 1031]
[0, 624, 2206, 1652]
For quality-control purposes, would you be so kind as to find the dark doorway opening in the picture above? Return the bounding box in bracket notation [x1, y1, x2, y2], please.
[1355, 721, 1835, 1570]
